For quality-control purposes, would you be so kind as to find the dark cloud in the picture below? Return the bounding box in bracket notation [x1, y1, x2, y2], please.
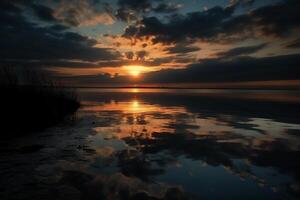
[229, 0, 255, 8]
[141, 54, 300, 83]
[215, 43, 267, 58]
[124, 0, 300, 44]
[116, 0, 179, 21]
[1, 0, 115, 26]
[0, 27, 120, 62]
[0, 59, 153, 69]
[123, 25, 139, 39]
[0, 1, 22, 14]
[173, 56, 196, 64]
[31, 4, 57, 22]
[221, 0, 300, 38]
[286, 38, 300, 49]
[152, 3, 180, 13]
[116, 0, 180, 21]
[49, 24, 69, 31]
[142, 43, 147, 48]
[117, 0, 152, 12]
[124, 6, 234, 44]
[164, 44, 200, 54]
[125, 51, 134, 60]
[0, 60, 99, 68]
[136, 50, 148, 60]
[115, 7, 137, 22]
[0, 2, 121, 67]
[1, 1, 58, 23]
[60, 73, 130, 86]
[151, 55, 196, 65]
[103, 2, 114, 16]
[55, 53, 300, 85]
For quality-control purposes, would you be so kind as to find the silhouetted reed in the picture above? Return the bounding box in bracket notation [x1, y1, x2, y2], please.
[0, 66, 80, 136]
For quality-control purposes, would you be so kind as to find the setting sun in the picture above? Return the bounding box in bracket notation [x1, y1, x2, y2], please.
[130, 70, 140, 77]
[124, 65, 147, 77]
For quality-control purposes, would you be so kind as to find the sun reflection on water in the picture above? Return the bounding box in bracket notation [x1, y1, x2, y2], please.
[131, 99, 140, 110]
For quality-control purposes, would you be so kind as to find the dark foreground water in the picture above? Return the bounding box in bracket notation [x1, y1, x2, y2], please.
[1, 89, 300, 200]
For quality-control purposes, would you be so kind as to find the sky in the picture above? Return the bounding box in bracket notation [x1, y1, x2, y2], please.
[0, 0, 300, 87]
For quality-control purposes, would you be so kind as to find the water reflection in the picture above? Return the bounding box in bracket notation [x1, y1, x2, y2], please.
[1, 89, 300, 200]
[78, 89, 300, 199]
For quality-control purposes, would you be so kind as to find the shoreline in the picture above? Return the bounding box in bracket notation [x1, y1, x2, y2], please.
[64, 86, 300, 91]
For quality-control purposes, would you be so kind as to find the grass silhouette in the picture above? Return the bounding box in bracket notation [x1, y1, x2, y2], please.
[0, 66, 80, 136]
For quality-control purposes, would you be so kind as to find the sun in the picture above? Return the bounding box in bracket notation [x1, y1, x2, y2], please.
[124, 65, 145, 77]
[130, 70, 140, 77]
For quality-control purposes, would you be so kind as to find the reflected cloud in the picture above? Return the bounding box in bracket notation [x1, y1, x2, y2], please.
[59, 171, 189, 200]
[78, 89, 300, 199]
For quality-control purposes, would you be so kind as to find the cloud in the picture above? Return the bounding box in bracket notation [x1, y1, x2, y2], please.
[117, 0, 152, 12]
[1, 0, 115, 26]
[164, 44, 200, 54]
[53, 0, 115, 26]
[0, 1, 22, 14]
[124, 6, 234, 44]
[286, 38, 300, 49]
[152, 55, 196, 66]
[31, 4, 58, 22]
[115, 0, 182, 23]
[125, 51, 134, 60]
[123, 25, 140, 39]
[221, 0, 300, 38]
[0, 60, 99, 68]
[141, 54, 300, 83]
[136, 50, 148, 61]
[0, 3, 121, 67]
[60, 73, 130, 86]
[55, 54, 300, 86]
[0, 27, 120, 62]
[1, 0, 299, 85]
[123, 0, 300, 44]
[48, 24, 69, 31]
[215, 43, 267, 58]
[229, 0, 255, 7]
[115, 7, 137, 22]
[152, 3, 182, 13]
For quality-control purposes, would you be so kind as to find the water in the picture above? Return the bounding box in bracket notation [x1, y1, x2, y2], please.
[1, 89, 300, 200]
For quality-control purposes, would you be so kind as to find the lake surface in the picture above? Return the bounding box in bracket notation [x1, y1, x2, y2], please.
[1, 88, 300, 200]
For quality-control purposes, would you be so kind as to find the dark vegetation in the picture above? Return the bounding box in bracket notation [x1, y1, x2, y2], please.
[0, 66, 80, 136]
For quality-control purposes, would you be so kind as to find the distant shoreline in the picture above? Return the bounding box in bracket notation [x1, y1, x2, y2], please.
[63, 86, 300, 91]
[60, 80, 300, 90]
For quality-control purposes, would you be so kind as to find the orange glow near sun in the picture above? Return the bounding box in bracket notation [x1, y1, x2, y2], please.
[124, 65, 147, 77]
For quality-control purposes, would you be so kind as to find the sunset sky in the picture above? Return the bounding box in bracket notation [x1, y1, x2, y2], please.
[1, 0, 300, 87]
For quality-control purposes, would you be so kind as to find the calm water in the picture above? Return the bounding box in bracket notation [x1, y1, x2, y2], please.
[1, 89, 300, 200]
